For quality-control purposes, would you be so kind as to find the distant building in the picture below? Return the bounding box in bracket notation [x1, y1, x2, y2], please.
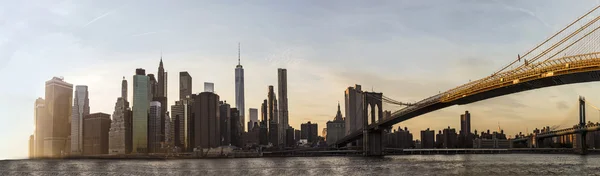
[301, 121, 319, 144]
[473, 130, 509, 148]
[44, 77, 73, 157]
[278, 68, 289, 147]
[345, 85, 363, 146]
[171, 101, 185, 150]
[108, 97, 132, 155]
[460, 111, 471, 136]
[219, 101, 232, 146]
[248, 108, 258, 131]
[326, 103, 345, 145]
[420, 128, 435, 149]
[179, 72, 192, 100]
[34, 98, 46, 158]
[132, 69, 149, 153]
[29, 135, 34, 158]
[386, 127, 413, 148]
[192, 92, 221, 149]
[442, 127, 458, 148]
[269, 122, 279, 147]
[230, 108, 242, 147]
[242, 124, 261, 147]
[204, 82, 214, 93]
[235, 45, 246, 132]
[71, 85, 90, 155]
[148, 101, 162, 153]
[83, 113, 111, 155]
[286, 128, 295, 147]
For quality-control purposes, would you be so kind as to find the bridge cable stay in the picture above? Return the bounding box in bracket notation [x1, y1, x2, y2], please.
[583, 99, 600, 123]
[491, 5, 600, 76]
[540, 20, 600, 63]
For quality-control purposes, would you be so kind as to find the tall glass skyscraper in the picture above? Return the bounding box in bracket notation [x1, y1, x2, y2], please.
[44, 77, 73, 157]
[235, 43, 245, 131]
[277, 68, 288, 146]
[132, 69, 150, 153]
[70, 85, 89, 155]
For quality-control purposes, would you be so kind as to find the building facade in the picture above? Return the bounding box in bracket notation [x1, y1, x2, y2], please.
[345, 85, 364, 136]
[420, 128, 435, 149]
[83, 113, 111, 155]
[235, 45, 245, 132]
[301, 121, 319, 144]
[277, 68, 289, 146]
[326, 103, 345, 145]
[248, 108, 258, 130]
[219, 101, 231, 146]
[148, 101, 162, 153]
[132, 69, 150, 153]
[108, 97, 132, 155]
[71, 85, 90, 155]
[34, 98, 46, 158]
[179, 72, 192, 100]
[231, 108, 242, 147]
[192, 92, 221, 149]
[44, 77, 74, 157]
[460, 111, 471, 135]
[204, 82, 214, 93]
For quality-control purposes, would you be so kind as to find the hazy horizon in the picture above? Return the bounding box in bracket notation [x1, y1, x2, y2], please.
[2, 0, 600, 159]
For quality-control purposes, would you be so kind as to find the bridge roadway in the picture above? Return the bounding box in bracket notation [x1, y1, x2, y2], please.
[512, 123, 600, 143]
[336, 52, 600, 147]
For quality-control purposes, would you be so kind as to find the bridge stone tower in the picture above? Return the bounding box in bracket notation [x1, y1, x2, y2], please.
[578, 96, 588, 155]
[362, 92, 384, 156]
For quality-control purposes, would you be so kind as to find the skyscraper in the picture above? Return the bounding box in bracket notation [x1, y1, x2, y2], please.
[122, 77, 128, 101]
[156, 58, 168, 146]
[192, 92, 221, 149]
[83, 113, 111, 155]
[71, 85, 90, 155]
[171, 101, 185, 150]
[301, 121, 318, 144]
[132, 69, 150, 153]
[158, 58, 167, 98]
[108, 97, 132, 155]
[149, 74, 157, 98]
[277, 68, 289, 145]
[235, 43, 245, 132]
[148, 101, 161, 153]
[268, 86, 275, 123]
[34, 98, 46, 157]
[248, 108, 258, 131]
[219, 101, 231, 146]
[179, 72, 192, 100]
[460, 111, 471, 136]
[345, 84, 364, 136]
[231, 108, 242, 147]
[44, 77, 73, 157]
[326, 103, 345, 145]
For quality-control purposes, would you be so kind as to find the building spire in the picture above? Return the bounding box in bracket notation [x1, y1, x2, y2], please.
[238, 42, 241, 65]
[159, 51, 164, 67]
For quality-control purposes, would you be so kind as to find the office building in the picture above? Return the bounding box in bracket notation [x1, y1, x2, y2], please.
[204, 82, 214, 93]
[44, 77, 73, 157]
[442, 127, 458, 148]
[460, 111, 471, 135]
[148, 101, 162, 153]
[231, 108, 242, 147]
[269, 122, 279, 147]
[345, 85, 364, 136]
[301, 121, 318, 144]
[122, 77, 128, 101]
[157, 58, 167, 98]
[164, 112, 173, 149]
[34, 98, 46, 157]
[248, 108, 258, 131]
[219, 101, 232, 146]
[294, 129, 301, 142]
[277, 68, 289, 146]
[326, 103, 346, 145]
[192, 92, 220, 149]
[286, 128, 295, 147]
[148, 74, 157, 98]
[242, 124, 261, 147]
[171, 101, 186, 150]
[420, 128, 435, 149]
[71, 85, 90, 155]
[179, 72, 192, 100]
[83, 113, 111, 155]
[108, 97, 132, 155]
[261, 100, 268, 125]
[132, 69, 150, 153]
[235, 43, 246, 132]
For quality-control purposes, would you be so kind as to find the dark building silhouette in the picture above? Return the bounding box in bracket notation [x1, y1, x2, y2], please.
[179, 72, 192, 100]
[326, 103, 345, 145]
[242, 123, 261, 147]
[269, 123, 279, 147]
[219, 101, 231, 146]
[286, 128, 295, 147]
[230, 108, 242, 147]
[460, 111, 471, 136]
[386, 127, 413, 148]
[83, 113, 111, 155]
[420, 128, 435, 149]
[294, 129, 301, 143]
[192, 92, 220, 149]
[443, 127, 458, 148]
[301, 121, 318, 143]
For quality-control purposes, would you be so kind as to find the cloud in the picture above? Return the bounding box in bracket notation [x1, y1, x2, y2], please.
[131, 31, 159, 37]
[556, 101, 569, 110]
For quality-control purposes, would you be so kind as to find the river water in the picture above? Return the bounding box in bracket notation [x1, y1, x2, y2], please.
[1, 154, 600, 175]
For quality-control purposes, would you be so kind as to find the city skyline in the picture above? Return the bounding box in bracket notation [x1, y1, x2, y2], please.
[4, 0, 600, 159]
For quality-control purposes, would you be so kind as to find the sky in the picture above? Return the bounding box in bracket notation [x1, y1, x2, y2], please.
[2, 0, 600, 159]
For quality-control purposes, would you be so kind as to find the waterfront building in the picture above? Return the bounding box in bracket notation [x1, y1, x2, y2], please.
[326, 103, 345, 145]
[171, 100, 187, 150]
[386, 127, 413, 148]
[108, 96, 132, 154]
[44, 77, 73, 157]
[278, 68, 289, 146]
[29, 135, 34, 158]
[242, 124, 261, 147]
[295, 129, 301, 143]
[192, 92, 221, 149]
[83, 113, 111, 155]
[442, 127, 458, 148]
[220, 101, 232, 146]
[148, 101, 162, 153]
[301, 121, 318, 144]
[231, 108, 242, 147]
[235, 43, 246, 132]
[286, 128, 295, 147]
[269, 122, 279, 147]
[71, 85, 90, 155]
[34, 98, 46, 157]
[132, 69, 150, 153]
[179, 72, 192, 100]
[420, 128, 435, 149]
